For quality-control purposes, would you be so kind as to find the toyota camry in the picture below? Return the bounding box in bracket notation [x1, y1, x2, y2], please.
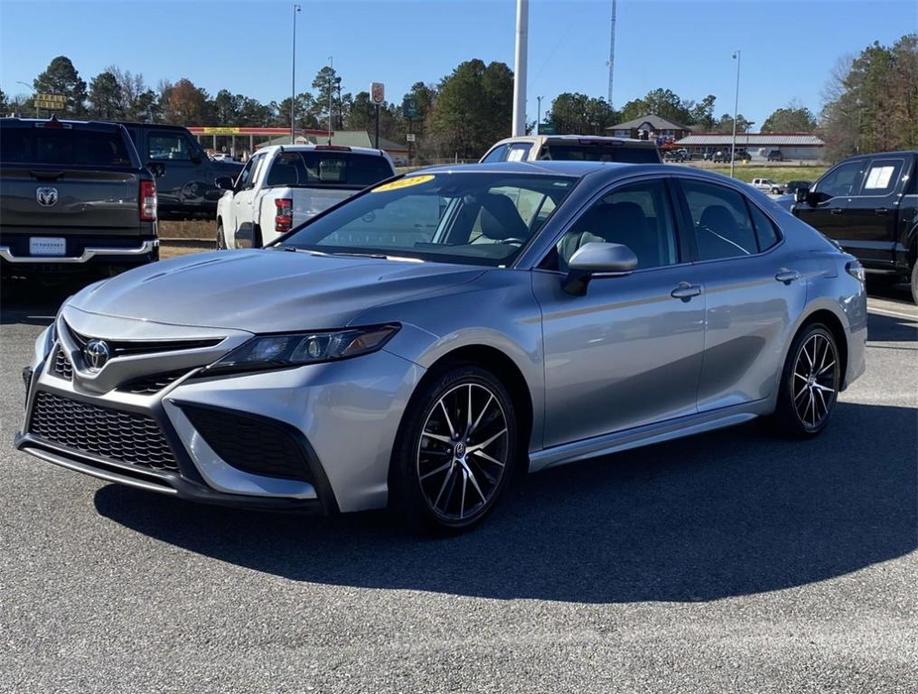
[17, 162, 867, 531]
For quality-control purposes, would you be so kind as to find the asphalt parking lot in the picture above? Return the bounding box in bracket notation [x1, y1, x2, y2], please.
[1, 278, 915, 693]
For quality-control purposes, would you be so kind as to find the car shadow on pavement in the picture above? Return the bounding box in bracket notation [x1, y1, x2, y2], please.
[95, 400, 917, 604]
[0, 276, 91, 326]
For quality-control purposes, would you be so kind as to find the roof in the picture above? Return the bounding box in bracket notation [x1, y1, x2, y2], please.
[676, 133, 825, 147]
[255, 144, 390, 157]
[490, 134, 655, 147]
[608, 114, 690, 131]
[328, 130, 408, 153]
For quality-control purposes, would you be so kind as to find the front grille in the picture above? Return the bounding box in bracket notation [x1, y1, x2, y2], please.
[64, 321, 221, 357]
[29, 391, 178, 471]
[117, 370, 188, 395]
[50, 347, 73, 380]
[181, 405, 311, 482]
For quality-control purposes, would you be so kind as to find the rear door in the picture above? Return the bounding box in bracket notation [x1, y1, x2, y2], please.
[0, 123, 142, 255]
[143, 127, 210, 216]
[676, 177, 806, 410]
[841, 156, 907, 267]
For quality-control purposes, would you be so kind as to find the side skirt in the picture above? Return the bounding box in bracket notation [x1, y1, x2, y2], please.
[528, 399, 772, 473]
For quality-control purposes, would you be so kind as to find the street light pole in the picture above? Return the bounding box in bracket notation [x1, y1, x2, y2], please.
[291, 4, 301, 144]
[511, 0, 529, 137]
[15, 81, 37, 117]
[730, 49, 741, 178]
[328, 56, 334, 144]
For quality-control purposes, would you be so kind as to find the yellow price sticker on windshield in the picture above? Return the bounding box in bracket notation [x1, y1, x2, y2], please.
[371, 175, 435, 193]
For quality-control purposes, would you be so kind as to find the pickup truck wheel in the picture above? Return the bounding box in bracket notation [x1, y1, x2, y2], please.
[910, 260, 918, 305]
[216, 222, 227, 250]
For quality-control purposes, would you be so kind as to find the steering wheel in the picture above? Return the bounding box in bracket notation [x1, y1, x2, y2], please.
[497, 237, 526, 245]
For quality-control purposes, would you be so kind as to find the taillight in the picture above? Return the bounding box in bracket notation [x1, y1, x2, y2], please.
[139, 180, 157, 221]
[275, 198, 293, 233]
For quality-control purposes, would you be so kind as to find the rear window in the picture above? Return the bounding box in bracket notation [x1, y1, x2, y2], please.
[0, 125, 132, 166]
[265, 151, 393, 188]
[542, 144, 660, 164]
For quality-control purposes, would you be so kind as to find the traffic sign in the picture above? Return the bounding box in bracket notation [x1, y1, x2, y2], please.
[34, 93, 66, 111]
[402, 97, 418, 119]
[538, 123, 556, 135]
[406, 133, 416, 142]
[370, 82, 385, 105]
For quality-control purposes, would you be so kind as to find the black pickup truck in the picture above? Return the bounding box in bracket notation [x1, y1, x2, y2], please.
[793, 150, 918, 303]
[119, 122, 242, 220]
[0, 117, 159, 275]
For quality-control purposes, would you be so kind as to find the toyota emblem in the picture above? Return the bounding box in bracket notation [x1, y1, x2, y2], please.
[83, 339, 111, 370]
[36, 187, 59, 207]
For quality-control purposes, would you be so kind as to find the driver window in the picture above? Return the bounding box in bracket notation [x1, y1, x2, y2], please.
[549, 179, 678, 272]
[815, 160, 866, 198]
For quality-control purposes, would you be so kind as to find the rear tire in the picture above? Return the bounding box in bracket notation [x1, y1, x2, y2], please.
[910, 260, 918, 306]
[390, 365, 519, 533]
[216, 222, 227, 250]
[772, 323, 841, 438]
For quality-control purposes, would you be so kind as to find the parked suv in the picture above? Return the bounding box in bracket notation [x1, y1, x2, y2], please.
[793, 150, 918, 303]
[119, 122, 243, 220]
[481, 135, 661, 164]
[766, 150, 784, 162]
[0, 117, 158, 275]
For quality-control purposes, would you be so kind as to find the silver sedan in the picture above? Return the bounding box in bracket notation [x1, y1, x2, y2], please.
[17, 162, 868, 531]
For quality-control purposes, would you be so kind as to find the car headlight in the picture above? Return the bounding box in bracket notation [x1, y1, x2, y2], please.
[206, 324, 400, 374]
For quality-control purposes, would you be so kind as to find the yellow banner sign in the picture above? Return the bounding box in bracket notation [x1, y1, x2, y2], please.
[35, 93, 67, 110]
[201, 127, 241, 135]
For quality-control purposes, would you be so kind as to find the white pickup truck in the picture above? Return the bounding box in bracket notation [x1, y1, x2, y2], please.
[215, 144, 395, 248]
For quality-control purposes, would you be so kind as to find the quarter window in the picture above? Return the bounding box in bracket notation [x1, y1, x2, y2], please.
[550, 179, 679, 271]
[749, 203, 781, 251]
[481, 144, 509, 163]
[681, 180, 759, 260]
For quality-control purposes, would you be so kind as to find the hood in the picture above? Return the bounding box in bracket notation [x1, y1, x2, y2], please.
[69, 250, 484, 333]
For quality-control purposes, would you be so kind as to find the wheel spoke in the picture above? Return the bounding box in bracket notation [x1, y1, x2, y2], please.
[439, 399, 457, 439]
[433, 465, 455, 510]
[469, 394, 494, 436]
[459, 469, 468, 519]
[467, 428, 507, 454]
[817, 360, 836, 377]
[809, 391, 817, 427]
[465, 465, 487, 503]
[422, 432, 453, 445]
[420, 461, 452, 481]
[472, 448, 505, 468]
[812, 382, 835, 394]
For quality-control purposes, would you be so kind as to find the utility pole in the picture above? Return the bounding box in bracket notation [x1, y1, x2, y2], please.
[512, 0, 528, 137]
[730, 49, 741, 178]
[328, 56, 334, 144]
[607, 0, 616, 105]
[290, 4, 300, 144]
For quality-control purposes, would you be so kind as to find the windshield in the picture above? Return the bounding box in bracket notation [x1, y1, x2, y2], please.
[541, 143, 660, 164]
[265, 151, 393, 189]
[280, 172, 577, 266]
[0, 126, 133, 166]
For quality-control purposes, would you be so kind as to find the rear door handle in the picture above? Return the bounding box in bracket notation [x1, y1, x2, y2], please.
[874, 208, 889, 214]
[775, 269, 801, 284]
[829, 208, 844, 215]
[671, 282, 702, 301]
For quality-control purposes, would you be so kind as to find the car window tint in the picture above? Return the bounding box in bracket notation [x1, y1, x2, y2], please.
[235, 158, 257, 189]
[681, 180, 758, 260]
[859, 159, 903, 196]
[148, 132, 192, 161]
[0, 126, 131, 166]
[481, 144, 509, 163]
[815, 160, 866, 198]
[749, 203, 780, 251]
[551, 179, 678, 271]
[543, 144, 659, 163]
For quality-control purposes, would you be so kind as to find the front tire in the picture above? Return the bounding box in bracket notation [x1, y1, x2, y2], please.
[772, 323, 841, 437]
[910, 260, 918, 306]
[391, 365, 519, 532]
[216, 221, 227, 250]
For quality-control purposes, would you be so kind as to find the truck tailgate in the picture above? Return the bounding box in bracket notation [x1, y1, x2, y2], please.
[1, 165, 142, 236]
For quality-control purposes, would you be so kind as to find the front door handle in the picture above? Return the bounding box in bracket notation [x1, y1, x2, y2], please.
[671, 282, 702, 301]
[775, 269, 801, 284]
[874, 208, 889, 214]
[830, 207, 844, 215]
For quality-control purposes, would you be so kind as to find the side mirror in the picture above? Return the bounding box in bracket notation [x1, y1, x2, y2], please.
[147, 162, 166, 178]
[563, 242, 637, 295]
[234, 222, 259, 249]
[794, 186, 810, 204]
[215, 176, 235, 191]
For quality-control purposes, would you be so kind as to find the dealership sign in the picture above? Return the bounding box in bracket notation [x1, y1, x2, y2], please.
[370, 82, 385, 105]
[34, 93, 66, 110]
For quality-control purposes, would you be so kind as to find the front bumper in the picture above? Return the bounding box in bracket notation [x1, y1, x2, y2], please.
[16, 309, 425, 514]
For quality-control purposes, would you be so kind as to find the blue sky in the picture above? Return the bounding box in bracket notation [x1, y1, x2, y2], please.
[1, 0, 915, 129]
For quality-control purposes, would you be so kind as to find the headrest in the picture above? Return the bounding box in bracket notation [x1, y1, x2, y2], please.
[479, 194, 528, 240]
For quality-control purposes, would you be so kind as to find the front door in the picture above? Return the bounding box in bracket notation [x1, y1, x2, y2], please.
[795, 158, 866, 253]
[145, 128, 207, 216]
[532, 178, 706, 447]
